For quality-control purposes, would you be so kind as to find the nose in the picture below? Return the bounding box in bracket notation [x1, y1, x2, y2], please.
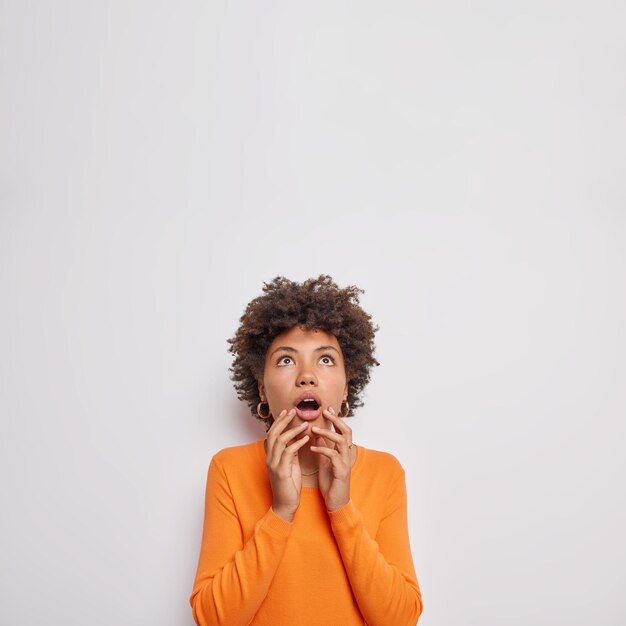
[297, 370, 317, 387]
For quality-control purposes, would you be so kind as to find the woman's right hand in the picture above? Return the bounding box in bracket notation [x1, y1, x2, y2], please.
[265, 408, 309, 522]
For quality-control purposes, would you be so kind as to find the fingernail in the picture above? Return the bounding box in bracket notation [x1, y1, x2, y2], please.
[328, 406, 335, 414]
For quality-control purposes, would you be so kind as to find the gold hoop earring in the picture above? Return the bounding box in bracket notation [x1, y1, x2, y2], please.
[257, 402, 271, 419]
[340, 401, 350, 417]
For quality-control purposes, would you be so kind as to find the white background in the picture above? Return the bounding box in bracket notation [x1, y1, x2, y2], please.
[1, 1, 625, 624]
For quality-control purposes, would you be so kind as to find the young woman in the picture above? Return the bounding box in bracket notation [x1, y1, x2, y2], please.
[189, 276, 423, 625]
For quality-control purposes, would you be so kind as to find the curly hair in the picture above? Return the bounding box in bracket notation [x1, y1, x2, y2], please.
[227, 275, 379, 428]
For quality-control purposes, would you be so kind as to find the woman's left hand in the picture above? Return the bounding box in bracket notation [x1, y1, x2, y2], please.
[310, 407, 354, 512]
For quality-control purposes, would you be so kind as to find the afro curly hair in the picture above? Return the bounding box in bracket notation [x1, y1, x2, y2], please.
[227, 275, 379, 428]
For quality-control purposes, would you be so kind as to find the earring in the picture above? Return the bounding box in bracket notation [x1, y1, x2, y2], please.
[257, 402, 271, 419]
[340, 401, 350, 417]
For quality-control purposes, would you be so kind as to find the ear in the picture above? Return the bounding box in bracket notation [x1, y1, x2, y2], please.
[343, 382, 349, 403]
[258, 380, 266, 403]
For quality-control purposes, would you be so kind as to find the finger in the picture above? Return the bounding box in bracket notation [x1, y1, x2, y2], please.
[287, 434, 310, 454]
[309, 445, 341, 462]
[310, 443, 351, 477]
[274, 407, 297, 425]
[277, 422, 308, 448]
[322, 408, 352, 437]
[310, 426, 346, 449]
[321, 409, 353, 446]
[312, 433, 330, 451]
[312, 435, 332, 466]
[267, 409, 297, 463]
[267, 409, 296, 446]
[272, 424, 309, 466]
[279, 435, 310, 468]
[266, 409, 288, 440]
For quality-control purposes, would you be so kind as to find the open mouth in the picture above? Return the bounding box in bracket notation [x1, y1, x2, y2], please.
[296, 398, 320, 412]
[294, 395, 322, 421]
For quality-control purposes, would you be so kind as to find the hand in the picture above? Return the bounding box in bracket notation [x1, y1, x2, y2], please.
[265, 408, 309, 522]
[310, 407, 354, 512]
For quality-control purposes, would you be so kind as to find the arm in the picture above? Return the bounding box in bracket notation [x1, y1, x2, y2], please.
[189, 457, 292, 626]
[328, 465, 423, 626]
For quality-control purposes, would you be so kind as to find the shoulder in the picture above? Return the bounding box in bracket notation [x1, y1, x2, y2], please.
[358, 445, 405, 478]
[212, 439, 262, 468]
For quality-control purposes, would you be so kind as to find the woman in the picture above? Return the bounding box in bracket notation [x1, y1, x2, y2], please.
[189, 276, 423, 625]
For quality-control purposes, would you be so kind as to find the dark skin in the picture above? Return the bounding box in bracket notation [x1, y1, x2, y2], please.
[264, 408, 357, 521]
[259, 327, 357, 522]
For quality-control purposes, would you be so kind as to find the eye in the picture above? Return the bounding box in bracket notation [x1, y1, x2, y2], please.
[319, 355, 335, 365]
[277, 356, 293, 366]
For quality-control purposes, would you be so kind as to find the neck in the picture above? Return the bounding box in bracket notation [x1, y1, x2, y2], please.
[297, 439, 319, 474]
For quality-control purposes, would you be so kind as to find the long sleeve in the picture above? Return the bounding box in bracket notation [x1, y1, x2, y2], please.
[328, 464, 423, 626]
[189, 440, 423, 625]
[189, 456, 292, 626]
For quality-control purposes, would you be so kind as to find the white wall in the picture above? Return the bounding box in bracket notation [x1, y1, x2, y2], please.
[1, 1, 625, 624]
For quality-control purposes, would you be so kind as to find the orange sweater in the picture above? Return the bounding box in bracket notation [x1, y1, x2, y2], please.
[189, 439, 423, 625]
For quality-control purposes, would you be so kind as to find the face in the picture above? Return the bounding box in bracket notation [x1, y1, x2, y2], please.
[258, 326, 348, 433]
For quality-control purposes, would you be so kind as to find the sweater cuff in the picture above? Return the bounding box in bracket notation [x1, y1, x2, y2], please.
[263, 507, 293, 537]
[327, 499, 361, 529]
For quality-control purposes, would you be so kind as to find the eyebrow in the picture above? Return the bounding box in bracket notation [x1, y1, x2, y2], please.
[269, 345, 340, 358]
